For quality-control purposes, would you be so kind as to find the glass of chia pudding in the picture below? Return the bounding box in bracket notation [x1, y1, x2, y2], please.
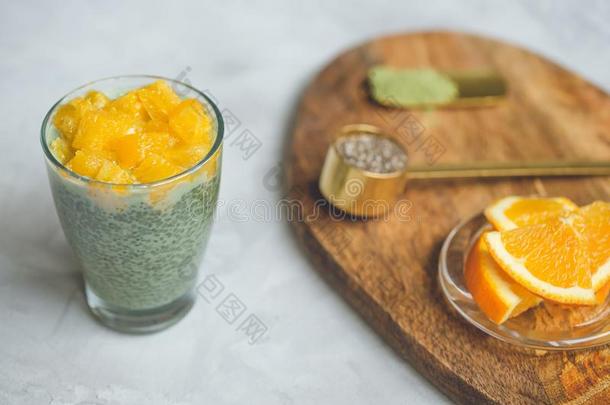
[40, 76, 223, 333]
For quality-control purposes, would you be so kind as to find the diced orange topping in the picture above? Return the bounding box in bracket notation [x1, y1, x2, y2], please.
[49, 80, 215, 184]
[72, 110, 141, 158]
[84, 90, 110, 109]
[137, 80, 181, 121]
[67, 150, 106, 178]
[111, 135, 145, 169]
[139, 131, 178, 154]
[166, 145, 208, 168]
[144, 119, 169, 133]
[108, 92, 148, 121]
[53, 90, 107, 141]
[169, 99, 212, 146]
[96, 160, 133, 183]
[50, 138, 73, 163]
[53, 104, 80, 141]
[132, 153, 184, 183]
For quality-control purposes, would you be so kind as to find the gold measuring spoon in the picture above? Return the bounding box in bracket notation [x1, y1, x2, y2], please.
[319, 124, 610, 217]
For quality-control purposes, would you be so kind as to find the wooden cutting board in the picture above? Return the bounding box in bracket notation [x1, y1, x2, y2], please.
[285, 31, 610, 404]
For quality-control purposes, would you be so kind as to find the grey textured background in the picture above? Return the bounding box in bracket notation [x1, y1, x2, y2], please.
[1, 1, 609, 404]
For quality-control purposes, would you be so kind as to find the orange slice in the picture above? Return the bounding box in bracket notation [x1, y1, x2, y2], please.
[596, 281, 610, 305]
[572, 201, 610, 291]
[465, 235, 542, 324]
[484, 217, 596, 305]
[485, 196, 578, 231]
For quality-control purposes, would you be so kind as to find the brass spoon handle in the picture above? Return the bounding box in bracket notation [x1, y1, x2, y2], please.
[405, 161, 610, 180]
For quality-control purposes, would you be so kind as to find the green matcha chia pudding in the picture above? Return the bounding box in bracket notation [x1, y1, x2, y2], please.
[41, 76, 223, 333]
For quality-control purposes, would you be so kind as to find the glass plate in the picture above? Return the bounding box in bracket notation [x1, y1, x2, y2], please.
[438, 213, 610, 351]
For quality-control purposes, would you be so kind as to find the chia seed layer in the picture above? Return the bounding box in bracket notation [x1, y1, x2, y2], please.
[48, 165, 220, 310]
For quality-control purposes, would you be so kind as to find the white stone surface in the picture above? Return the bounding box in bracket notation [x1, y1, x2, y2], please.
[1, 1, 609, 404]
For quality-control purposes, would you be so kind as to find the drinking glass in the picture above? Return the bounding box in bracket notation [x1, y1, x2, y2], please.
[41, 75, 223, 333]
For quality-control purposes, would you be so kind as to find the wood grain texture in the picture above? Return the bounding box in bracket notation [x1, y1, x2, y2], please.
[285, 31, 610, 404]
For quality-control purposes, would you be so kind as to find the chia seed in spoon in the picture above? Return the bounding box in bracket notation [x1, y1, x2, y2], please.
[336, 133, 407, 173]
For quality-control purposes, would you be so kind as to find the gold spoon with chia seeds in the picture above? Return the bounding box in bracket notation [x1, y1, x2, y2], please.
[319, 124, 610, 217]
